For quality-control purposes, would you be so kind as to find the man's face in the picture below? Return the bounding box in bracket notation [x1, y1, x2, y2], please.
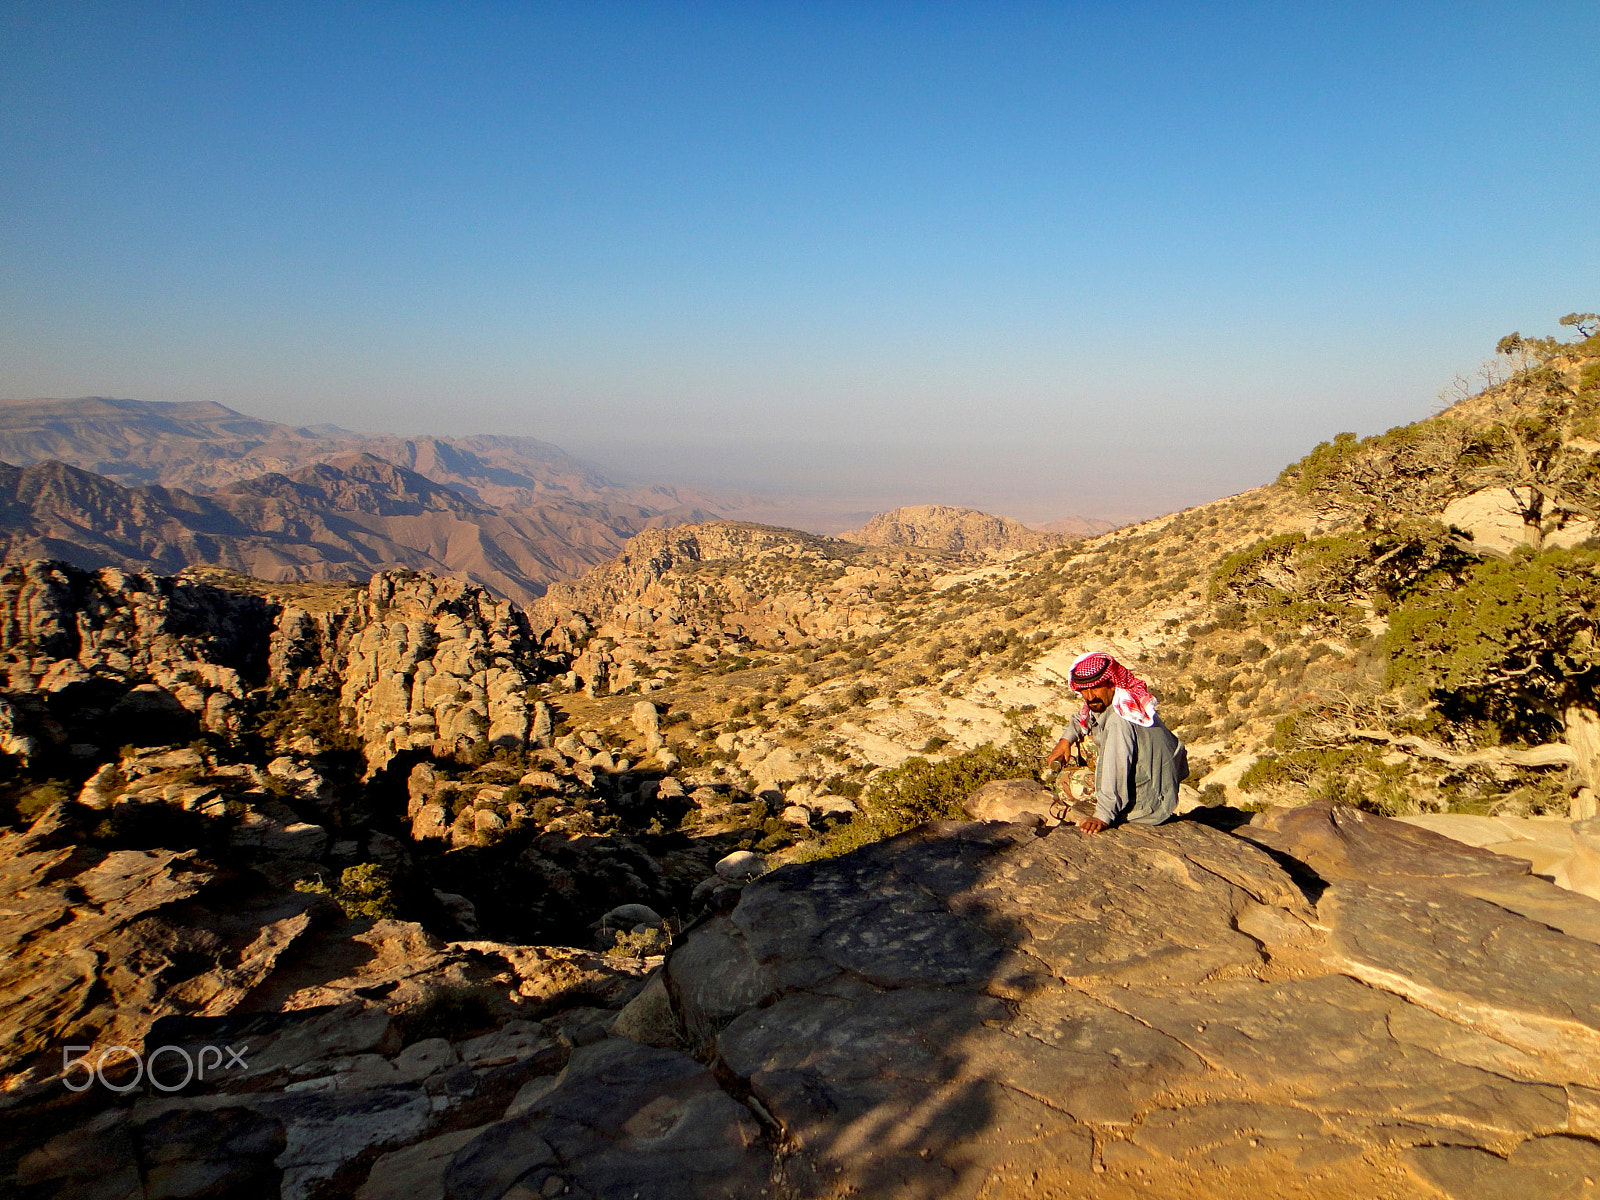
[1075, 683, 1116, 713]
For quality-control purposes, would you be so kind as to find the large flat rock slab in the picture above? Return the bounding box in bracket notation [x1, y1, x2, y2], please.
[1248, 801, 1600, 1067]
[1323, 878, 1600, 1073]
[653, 809, 1600, 1197]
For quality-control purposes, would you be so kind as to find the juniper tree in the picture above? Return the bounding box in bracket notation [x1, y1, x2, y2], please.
[1386, 547, 1600, 806]
[1460, 327, 1600, 546]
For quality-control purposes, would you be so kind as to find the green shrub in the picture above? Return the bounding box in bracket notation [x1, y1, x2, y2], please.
[14, 780, 72, 820]
[1278, 432, 1362, 493]
[255, 689, 360, 752]
[1239, 754, 1290, 793]
[860, 742, 1035, 837]
[822, 774, 863, 800]
[338, 862, 400, 920]
[607, 927, 670, 959]
[1386, 546, 1600, 748]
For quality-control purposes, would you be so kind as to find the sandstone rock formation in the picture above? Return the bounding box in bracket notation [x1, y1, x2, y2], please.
[1397, 812, 1600, 902]
[963, 776, 1059, 824]
[0, 798, 655, 1200]
[0, 803, 330, 1082]
[841, 504, 1067, 554]
[532, 520, 950, 705]
[0, 559, 551, 774]
[641, 800, 1600, 1198]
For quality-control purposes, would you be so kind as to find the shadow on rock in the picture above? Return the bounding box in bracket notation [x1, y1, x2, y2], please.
[627, 803, 1600, 1198]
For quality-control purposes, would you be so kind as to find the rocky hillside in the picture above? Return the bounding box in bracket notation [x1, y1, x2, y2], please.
[1, 316, 1599, 1197]
[841, 503, 1068, 553]
[519, 306, 1597, 833]
[0, 455, 713, 605]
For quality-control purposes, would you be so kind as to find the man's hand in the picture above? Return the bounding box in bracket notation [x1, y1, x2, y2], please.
[1045, 738, 1073, 768]
[1077, 816, 1108, 834]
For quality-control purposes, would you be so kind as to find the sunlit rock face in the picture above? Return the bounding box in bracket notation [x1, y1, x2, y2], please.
[0, 560, 548, 773]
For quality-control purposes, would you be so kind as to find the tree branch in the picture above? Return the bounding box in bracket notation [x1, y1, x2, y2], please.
[1347, 728, 1575, 769]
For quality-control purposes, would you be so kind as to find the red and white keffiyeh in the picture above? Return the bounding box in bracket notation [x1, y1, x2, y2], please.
[1068, 651, 1157, 729]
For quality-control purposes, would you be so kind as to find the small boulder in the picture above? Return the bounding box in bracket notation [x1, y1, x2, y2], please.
[809, 794, 858, 820]
[530, 701, 554, 748]
[458, 1020, 554, 1068]
[715, 850, 767, 883]
[964, 778, 1057, 826]
[612, 971, 681, 1049]
[604, 903, 665, 930]
[406, 762, 438, 819]
[547, 1006, 617, 1049]
[77, 762, 122, 809]
[412, 803, 450, 841]
[631, 700, 660, 736]
[433, 890, 479, 935]
[393, 1037, 459, 1083]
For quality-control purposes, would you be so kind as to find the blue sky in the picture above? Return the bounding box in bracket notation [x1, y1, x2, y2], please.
[2, 2, 1596, 524]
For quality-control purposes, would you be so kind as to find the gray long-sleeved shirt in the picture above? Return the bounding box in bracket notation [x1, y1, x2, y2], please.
[1059, 707, 1188, 826]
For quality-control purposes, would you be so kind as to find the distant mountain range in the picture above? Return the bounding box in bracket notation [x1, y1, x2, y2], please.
[1029, 514, 1119, 537]
[0, 397, 1114, 599]
[0, 396, 718, 513]
[0, 454, 719, 603]
[0, 397, 738, 602]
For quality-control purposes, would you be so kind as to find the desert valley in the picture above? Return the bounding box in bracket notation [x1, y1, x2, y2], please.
[0, 321, 1596, 1199]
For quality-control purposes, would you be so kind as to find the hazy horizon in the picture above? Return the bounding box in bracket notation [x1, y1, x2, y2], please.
[3, 3, 1595, 532]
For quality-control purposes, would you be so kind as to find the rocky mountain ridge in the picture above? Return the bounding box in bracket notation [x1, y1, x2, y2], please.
[0, 397, 713, 514]
[0, 455, 717, 606]
[1030, 512, 1120, 538]
[840, 503, 1070, 554]
[0, 399, 1107, 607]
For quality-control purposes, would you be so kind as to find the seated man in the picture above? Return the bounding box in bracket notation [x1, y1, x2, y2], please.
[1045, 652, 1188, 834]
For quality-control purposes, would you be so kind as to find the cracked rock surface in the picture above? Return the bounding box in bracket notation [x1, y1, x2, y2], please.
[648, 801, 1600, 1199]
